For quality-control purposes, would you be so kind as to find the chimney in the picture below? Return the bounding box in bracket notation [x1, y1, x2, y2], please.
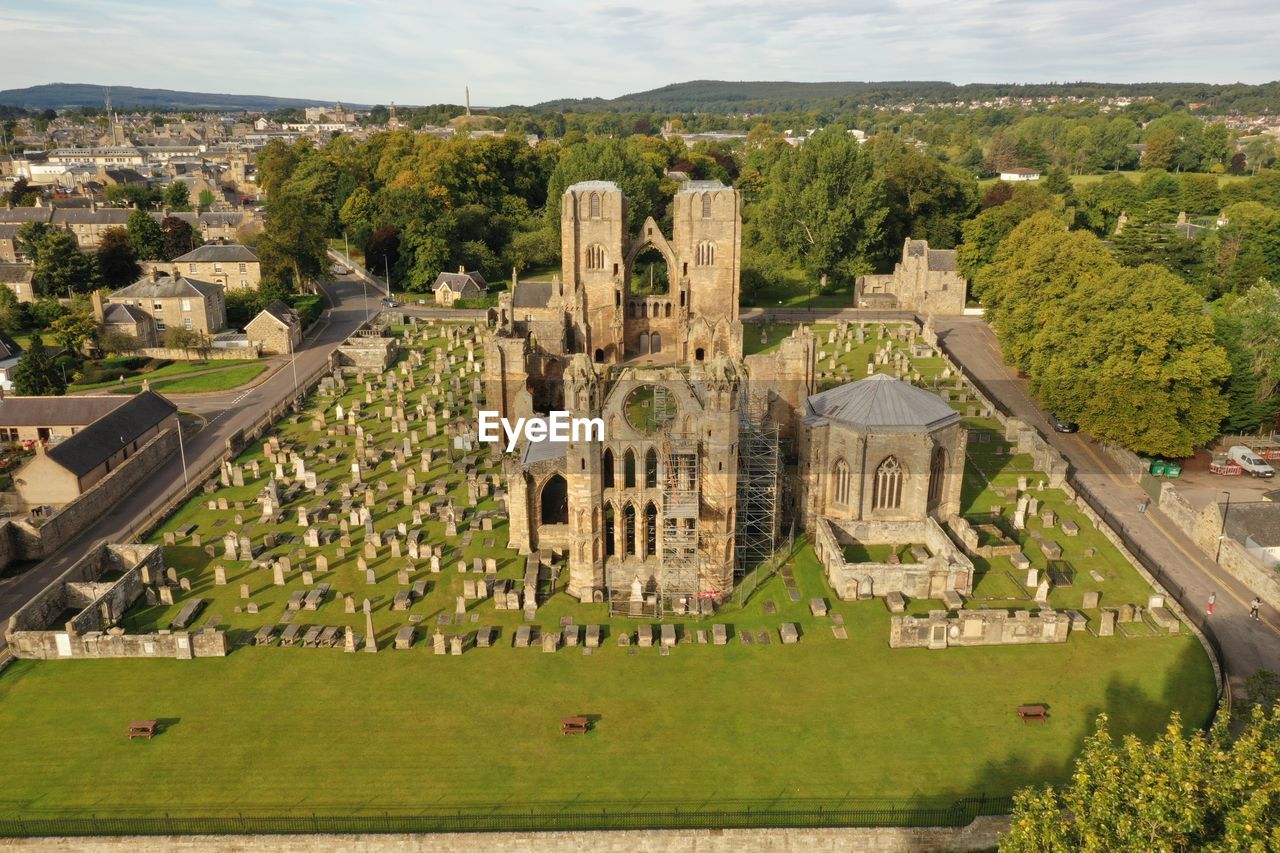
[151, 267, 161, 282]
[91, 290, 105, 322]
[458, 265, 465, 274]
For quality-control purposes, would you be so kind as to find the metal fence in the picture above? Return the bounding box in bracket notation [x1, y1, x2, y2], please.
[0, 795, 1013, 838]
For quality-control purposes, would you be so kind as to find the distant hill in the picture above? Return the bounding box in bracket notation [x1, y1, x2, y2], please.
[532, 79, 1280, 114]
[0, 83, 371, 112]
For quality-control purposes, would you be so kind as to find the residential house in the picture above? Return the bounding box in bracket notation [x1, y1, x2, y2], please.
[11, 391, 178, 507]
[999, 167, 1041, 181]
[102, 270, 227, 341]
[168, 243, 260, 290]
[245, 301, 303, 355]
[432, 267, 488, 306]
[50, 203, 132, 249]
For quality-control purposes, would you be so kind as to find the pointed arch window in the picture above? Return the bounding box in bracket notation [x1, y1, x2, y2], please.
[590, 192, 601, 219]
[586, 244, 606, 270]
[872, 456, 903, 511]
[695, 241, 716, 266]
[701, 193, 712, 218]
[624, 449, 636, 488]
[645, 448, 658, 488]
[603, 448, 615, 489]
[928, 447, 946, 507]
[832, 458, 850, 506]
[624, 504, 637, 555]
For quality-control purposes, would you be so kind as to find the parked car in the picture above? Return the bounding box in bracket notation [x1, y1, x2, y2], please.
[1049, 414, 1078, 433]
[1227, 445, 1276, 478]
[381, 297, 400, 307]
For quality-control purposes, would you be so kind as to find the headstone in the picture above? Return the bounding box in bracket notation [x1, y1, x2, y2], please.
[1082, 591, 1101, 609]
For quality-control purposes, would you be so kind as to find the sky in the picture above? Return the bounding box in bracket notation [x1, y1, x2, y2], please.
[1, 0, 1276, 106]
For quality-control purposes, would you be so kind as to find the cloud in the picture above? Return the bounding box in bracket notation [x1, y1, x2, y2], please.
[0, 0, 1275, 105]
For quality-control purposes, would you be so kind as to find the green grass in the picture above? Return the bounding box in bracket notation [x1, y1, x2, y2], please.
[71, 359, 256, 392]
[113, 363, 269, 395]
[0, 542, 1214, 817]
[0, 318, 1218, 818]
[744, 282, 854, 309]
[742, 323, 798, 355]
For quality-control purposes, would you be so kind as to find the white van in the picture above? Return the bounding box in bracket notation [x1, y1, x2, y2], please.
[1228, 445, 1276, 478]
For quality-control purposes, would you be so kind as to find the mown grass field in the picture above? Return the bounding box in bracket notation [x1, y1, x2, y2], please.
[0, 319, 1218, 818]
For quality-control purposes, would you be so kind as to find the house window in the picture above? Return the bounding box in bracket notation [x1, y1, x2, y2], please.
[188, 263, 197, 274]
[239, 263, 247, 273]
[0, 428, 18, 442]
[214, 263, 223, 273]
[183, 318, 193, 330]
[153, 301, 163, 311]
[872, 456, 904, 511]
[240, 279, 247, 288]
[181, 299, 192, 312]
[156, 320, 167, 331]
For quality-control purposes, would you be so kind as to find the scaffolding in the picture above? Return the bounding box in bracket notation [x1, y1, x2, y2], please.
[658, 433, 701, 614]
[735, 391, 781, 589]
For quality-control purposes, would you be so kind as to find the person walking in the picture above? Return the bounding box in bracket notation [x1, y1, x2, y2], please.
[1207, 592, 1216, 615]
[1138, 496, 1151, 513]
[1250, 596, 1262, 620]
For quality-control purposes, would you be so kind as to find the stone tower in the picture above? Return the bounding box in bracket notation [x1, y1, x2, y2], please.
[672, 182, 742, 361]
[562, 181, 627, 362]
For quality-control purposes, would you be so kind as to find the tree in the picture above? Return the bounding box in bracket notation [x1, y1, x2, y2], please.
[96, 227, 140, 288]
[12, 333, 66, 396]
[160, 216, 200, 260]
[880, 148, 979, 248]
[197, 189, 215, 211]
[1140, 126, 1178, 171]
[0, 285, 30, 333]
[47, 312, 97, 354]
[163, 181, 191, 211]
[338, 185, 376, 248]
[104, 183, 160, 208]
[255, 187, 328, 288]
[126, 208, 165, 260]
[163, 327, 208, 355]
[28, 230, 97, 296]
[543, 137, 665, 233]
[5, 176, 35, 206]
[752, 125, 890, 283]
[1002, 707, 1280, 851]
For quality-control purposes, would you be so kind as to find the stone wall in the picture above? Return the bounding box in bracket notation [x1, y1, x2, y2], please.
[6, 541, 227, 660]
[1159, 483, 1280, 611]
[0, 818, 1011, 851]
[890, 608, 1071, 649]
[337, 335, 398, 370]
[125, 345, 261, 361]
[814, 516, 974, 599]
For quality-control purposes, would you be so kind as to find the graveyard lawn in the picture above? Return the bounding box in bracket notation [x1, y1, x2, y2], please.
[0, 319, 1216, 817]
[0, 543, 1216, 818]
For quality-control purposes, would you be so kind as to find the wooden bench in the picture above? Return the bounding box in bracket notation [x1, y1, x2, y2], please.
[128, 720, 158, 739]
[1016, 705, 1049, 723]
[561, 716, 589, 735]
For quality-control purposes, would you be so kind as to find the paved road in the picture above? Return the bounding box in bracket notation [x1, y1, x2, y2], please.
[0, 276, 373, 634]
[935, 316, 1280, 687]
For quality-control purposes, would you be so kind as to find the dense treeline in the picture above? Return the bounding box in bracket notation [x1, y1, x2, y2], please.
[959, 169, 1280, 450]
[533, 79, 1280, 117]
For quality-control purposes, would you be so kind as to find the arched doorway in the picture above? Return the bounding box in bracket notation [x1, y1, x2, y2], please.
[631, 246, 670, 295]
[539, 475, 568, 525]
[650, 332, 662, 354]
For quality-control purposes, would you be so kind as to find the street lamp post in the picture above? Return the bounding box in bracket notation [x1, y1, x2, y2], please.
[288, 324, 300, 406]
[1215, 490, 1231, 563]
[176, 415, 189, 489]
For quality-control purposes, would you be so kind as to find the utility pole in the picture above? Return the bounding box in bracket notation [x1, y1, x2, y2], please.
[1215, 490, 1231, 563]
[176, 416, 189, 488]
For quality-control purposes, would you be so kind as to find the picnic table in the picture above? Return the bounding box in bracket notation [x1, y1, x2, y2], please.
[127, 720, 158, 739]
[561, 716, 589, 735]
[1016, 704, 1049, 723]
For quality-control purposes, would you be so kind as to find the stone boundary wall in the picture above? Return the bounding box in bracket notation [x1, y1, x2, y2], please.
[0, 817, 1011, 851]
[1102, 441, 1151, 481]
[124, 345, 261, 361]
[890, 608, 1071, 649]
[6, 429, 180, 564]
[1159, 483, 1280, 611]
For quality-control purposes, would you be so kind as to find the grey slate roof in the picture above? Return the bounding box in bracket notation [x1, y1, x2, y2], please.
[805, 374, 959, 433]
[926, 249, 958, 272]
[102, 302, 152, 324]
[172, 243, 258, 264]
[0, 396, 131, 427]
[110, 274, 220, 300]
[251, 301, 301, 327]
[521, 437, 568, 465]
[51, 208, 132, 226]
[512, 281, 554, 309]
[1224, 501, 1280, 548]
[0, 263, 32, 283]
[0, 207, 54, 224]
[0, 330, 21, 361]
[47, 391, 177, 478]
[432, 271, 487, 293]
